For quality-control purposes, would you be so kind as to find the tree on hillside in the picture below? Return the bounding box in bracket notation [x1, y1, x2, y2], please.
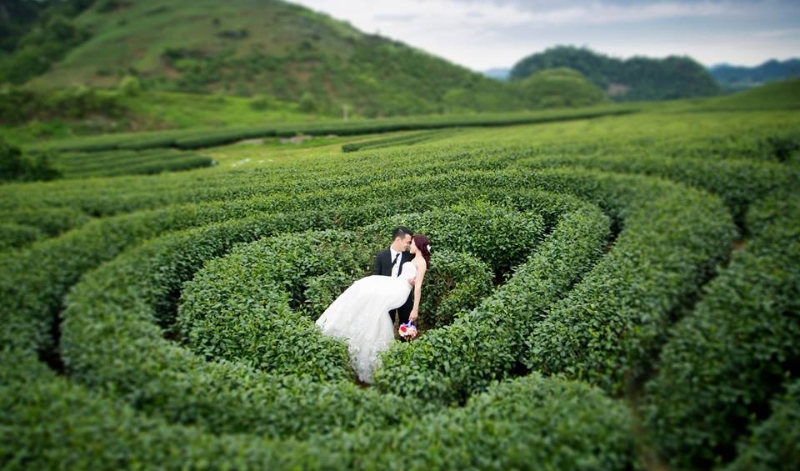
[299, 92, 317, 113]
[0, 137, 61, 183]
[0, 13, 91, 84]
[0, 0, 94, 52]
[511, 68, 607, 109]
[119, 75, 142, 96]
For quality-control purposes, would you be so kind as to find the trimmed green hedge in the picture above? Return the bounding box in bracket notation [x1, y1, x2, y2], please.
[341, 130, 442, 152]
[0, 172, 556, 355]
[60, 215, 419, 440]
[727, 379, 800, 471]
[178, 230, 369, 381]
[0, 352, 308, 469]
[524, 170, 737, 395]
[375, 203, 610, 406]
[318, 373, 637, 470]
[0, 223, 43, 253]
[642, 197, 800, 469]
[1, 350, 637, 470]
[415, 250, 494, 328]
[26, 107, 638, 154]
[53, 190, 576, 439]
[369, 202, 546, 276]
[55, 149, 216, 178]
[520, 153, 796, 227]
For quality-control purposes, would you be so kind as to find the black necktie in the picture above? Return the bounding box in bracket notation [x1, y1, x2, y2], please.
[392, 253, 400, 276]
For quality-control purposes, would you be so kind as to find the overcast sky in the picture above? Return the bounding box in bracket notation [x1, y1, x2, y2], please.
[289, 0, 800, 71]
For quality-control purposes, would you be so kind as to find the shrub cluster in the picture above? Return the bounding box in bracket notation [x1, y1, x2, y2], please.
[521, 152, 795, 227]
[0, 137, 61, 183]
[59, 214, 418, 439]
[178, 230, 371, 381]
[371, 202, 546, 276]
[524, 170, 737, 395]
[55, 149, 215, 178]
[727, 378, 800, 471]
[642, 197, 800, 469]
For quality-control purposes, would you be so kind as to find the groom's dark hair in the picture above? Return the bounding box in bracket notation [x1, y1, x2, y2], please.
[392, 226, 413, 240]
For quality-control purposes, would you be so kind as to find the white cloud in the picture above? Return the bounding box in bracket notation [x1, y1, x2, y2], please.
[288, 0, 800, 69]
[753, 28, 800, 38]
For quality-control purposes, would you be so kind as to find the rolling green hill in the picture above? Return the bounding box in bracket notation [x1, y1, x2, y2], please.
[510, 68, 607, 109]
[20, 0, 521, 117]
[510, 46, 722, 101]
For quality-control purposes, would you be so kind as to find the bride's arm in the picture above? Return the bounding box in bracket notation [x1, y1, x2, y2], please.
[409, 263, 426, 322]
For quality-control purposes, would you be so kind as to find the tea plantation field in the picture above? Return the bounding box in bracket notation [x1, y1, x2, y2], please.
[2, 84, 799, 469]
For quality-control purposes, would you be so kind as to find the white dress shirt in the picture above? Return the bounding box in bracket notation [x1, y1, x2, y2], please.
[389, 247, 402, 277]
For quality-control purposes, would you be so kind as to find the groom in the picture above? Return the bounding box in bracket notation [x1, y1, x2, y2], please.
[373, 226, 415, 328]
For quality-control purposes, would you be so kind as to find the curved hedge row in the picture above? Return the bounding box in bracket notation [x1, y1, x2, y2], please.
[0, 223, 43, 253]
[0, 206, 91, 250]
[727, 378, 800, 471]
[642, 197, 800, 469]
[519, 153, 795, 226]
[318, 373, 636, 470]
[57, 149, 216, 179]
[374, 204, 610, 406]
[0, 171, 578, 355]
[0, 157, 505, 216]
[177, 202, 539, 384]
[1, 350, 637, 469]
[54, 189, 579, 439]
[369, 202, 546, 276]
[414, 250, 494, 328]
[341, 130, 443, 152]
[178, 230, 371, 382]
[26, 107, 637, 154]
[178, 222, 499, 378]
[524, 171, 737, 395]
[59, 215, 417, 440]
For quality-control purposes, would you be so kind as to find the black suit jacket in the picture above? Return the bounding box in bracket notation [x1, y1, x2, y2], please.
[372, 248, 414, 277]
[373, 248, 415, 320]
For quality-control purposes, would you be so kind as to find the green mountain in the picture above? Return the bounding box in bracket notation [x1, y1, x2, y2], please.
[510, 46, 722, 101]
[510, 68, 606, 108]
[710, 59, 800, 92]
[8, 0, 521, 117]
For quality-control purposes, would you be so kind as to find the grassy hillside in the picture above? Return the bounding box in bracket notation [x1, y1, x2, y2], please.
[0, 87, 330, 145]
[26, 0, 521, 117]
[707, 78, 800, 110]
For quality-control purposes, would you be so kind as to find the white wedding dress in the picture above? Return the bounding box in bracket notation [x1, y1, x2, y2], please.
[316, 261, 417, 383]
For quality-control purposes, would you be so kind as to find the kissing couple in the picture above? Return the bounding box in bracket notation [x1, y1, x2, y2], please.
[316, 227, 431, 383]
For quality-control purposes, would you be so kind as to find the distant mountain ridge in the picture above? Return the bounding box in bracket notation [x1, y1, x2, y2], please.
[509, 46, 722, 101]
[710, 59, 800, 91]
[482, 68, 511, 81]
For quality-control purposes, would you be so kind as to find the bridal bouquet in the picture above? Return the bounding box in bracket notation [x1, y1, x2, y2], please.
[398, 322, 418, 340]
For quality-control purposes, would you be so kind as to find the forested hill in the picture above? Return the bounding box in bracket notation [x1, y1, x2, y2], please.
[710, 59, 800, 91]
[0, 0, 520, 117]
[509, 46, 722, 101]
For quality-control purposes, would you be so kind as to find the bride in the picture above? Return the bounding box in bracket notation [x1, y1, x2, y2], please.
[316, 234, 431, 383]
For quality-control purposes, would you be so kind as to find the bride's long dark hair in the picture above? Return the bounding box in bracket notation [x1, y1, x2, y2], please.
[412, 234, 431, 268]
